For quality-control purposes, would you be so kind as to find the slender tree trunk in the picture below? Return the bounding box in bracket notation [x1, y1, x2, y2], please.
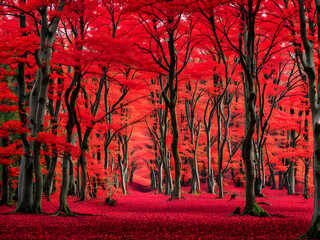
[163, 152, 173, 195]
[15, 154, 33, 213]
[170, 105, 181, 199]
[79, 153, 87, 201]
[150, 168, 157, 190]
[129, 167, 135, 183]
[304, 161, 310, 199]
[43, 155, 57, 197]
[17, 156, 24, 205]
[206, 132, 215, 194]
[287, 161, 295, 195]
[298, 1, 320, 236]
[68, 157, 76, 195]
[269, 164, 276, 190]
[261, 152, 266, 188]
[54, 153, 72, 215]
[190, 165, 197, 194]
[158, 162, 163, 193]
[218, 172, 223, 199]
[17, 8, 28, 207]
[279, 171, 284, 190]
[15, 18, 34, 212]
[0, 164, 9, 206]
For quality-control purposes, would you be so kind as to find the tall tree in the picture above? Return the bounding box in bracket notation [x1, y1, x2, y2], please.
[135, 0, 198, 198]
[298, 0, 320, 237]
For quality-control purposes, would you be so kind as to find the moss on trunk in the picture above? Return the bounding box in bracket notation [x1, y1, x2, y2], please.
[241, 203, 270, 217]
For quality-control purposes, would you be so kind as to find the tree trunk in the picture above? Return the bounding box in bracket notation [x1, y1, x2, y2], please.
[169, 105, 181, 199]
[129, 167, 135, 183]
[287, 161, 295, 195]
[217, 172, 223, 199]
[238, 0, 268, 217]
[190, 167, 197, 194]
[206, 132, 215, 194]
[68, 157, 76, 195]
[241, 82, 267, 215]
[298, 0, 320, 236]
[43, 155, 58, 197]
[17, 156, 24, 205]
[269, 164, 276, 190]
[53, 153, 72, 215]
[77, 161, 81, 197]
[261, 152, 266, 188]
[279, 171, 284, 190]
[304, 161, 310, 199]
[0, 164, 10, 206]
[164, 154, 173, 195]
[15, 154, 34, 213]
[79, 153, 87, 201]
[254, 145, 263, 196]
[150, 168, 157, 190]
[118, 154, 127, 195]
[158, 162, 163, 193]
[255, 178, 262, 197]
[207, 168, 215, 194]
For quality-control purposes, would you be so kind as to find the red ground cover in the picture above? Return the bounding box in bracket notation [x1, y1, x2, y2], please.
[0, 181, 312, 239]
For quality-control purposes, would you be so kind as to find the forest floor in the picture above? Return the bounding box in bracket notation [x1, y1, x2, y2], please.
[0, 180, 312, 239]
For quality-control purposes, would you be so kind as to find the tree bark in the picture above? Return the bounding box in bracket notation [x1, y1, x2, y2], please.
[0, 143, 10, 206]
[169, 104, 181, 199]
[15, 9, 34, 213]
[43, 155, 57, 197]
[279, 171, 284, 190]
[158, 161, 163, 193]
[298, 0, 320, 237]
[304, 160, 311, 199]
[287, 161, 295, 195]
[239, 0, 268, 216]
[269, 164, 276, 190]
[79, 153, 87, 200]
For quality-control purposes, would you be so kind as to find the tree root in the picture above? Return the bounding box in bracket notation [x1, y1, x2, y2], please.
[12, 203, 35, 214]
[33, 204, 44, 214]
[299, 217, 320, 239]
[241, 203, 270, 217]
[52, 205, 76, 217]
[168, 197, 180, 201]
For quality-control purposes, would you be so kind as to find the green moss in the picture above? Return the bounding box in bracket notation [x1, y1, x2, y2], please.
[241, 203, 270, 217]
[13, 203, 34, 214]
[52, 204, 76, 216]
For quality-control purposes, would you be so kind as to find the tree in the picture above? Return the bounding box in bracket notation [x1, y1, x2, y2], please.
[135, 0, 198, 199]
[298, 0, 320, 237]
[236, 0, 268, 216]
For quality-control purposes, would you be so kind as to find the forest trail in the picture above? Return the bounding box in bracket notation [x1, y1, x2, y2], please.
[129, 182, 153, 193]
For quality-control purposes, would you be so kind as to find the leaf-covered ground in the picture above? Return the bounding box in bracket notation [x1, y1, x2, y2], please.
[0, 182, 312, 239]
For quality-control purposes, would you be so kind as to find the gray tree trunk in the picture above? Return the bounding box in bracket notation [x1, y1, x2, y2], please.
[298, 0, 320, 237]
[150, 167, 157, 190]
[79, 153, 87, 200]
[279, 171, 284, 190]
[0, 166, 9, 206]
[158, 162, 163, 193]
[269, 164, 276, 190]
[68, 134, 77, 195]
[304, 161, 310, 199]
[217, 172, 223, 199]
[239, 0, 267, 216]
[287, 161, 295, 195]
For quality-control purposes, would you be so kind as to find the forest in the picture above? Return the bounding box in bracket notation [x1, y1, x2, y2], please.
[0, 0, 320, 239]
